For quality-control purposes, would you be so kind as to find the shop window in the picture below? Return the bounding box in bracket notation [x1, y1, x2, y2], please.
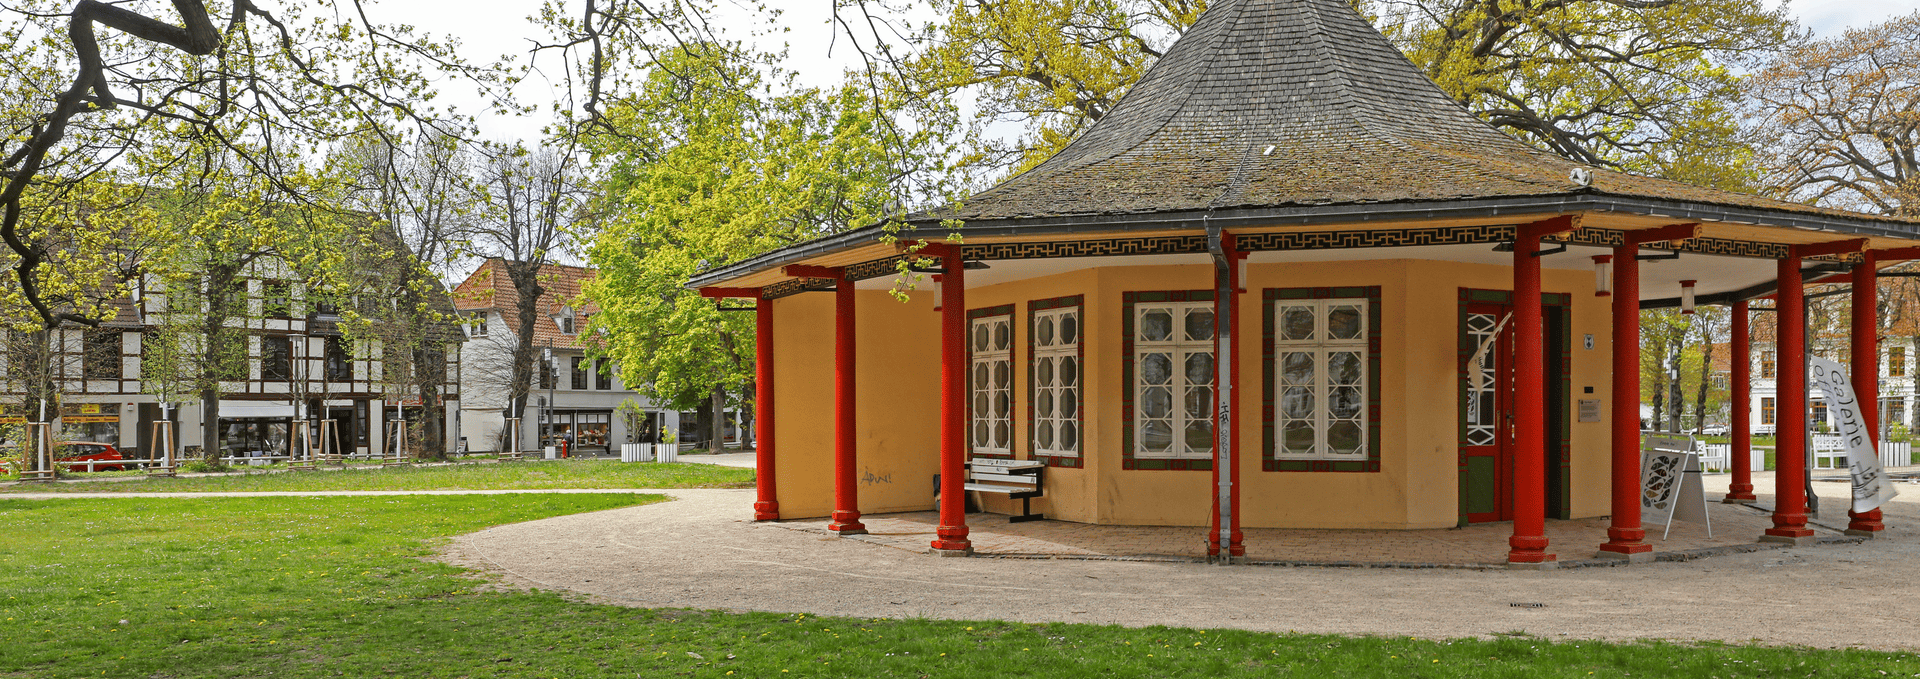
[325, 337, 353, 381]
[1891, 346, 1907, 378]
[1760, 352, 1776, 379]
[575, 412, 611, 448]
[1031, 303, 1081, 460]
[262, 336, 292, 381]
[1131, 300, 1214, 460]
[571, 356, 588, 390]
[596, 358, 614, 390]
[1761, 397, 1776, 426]
[84, 330, 122, 379]
[969, 309, 1014, 457]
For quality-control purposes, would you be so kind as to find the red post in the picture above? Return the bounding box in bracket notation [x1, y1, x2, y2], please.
[932, 249, 972, 554]
[754, 297, 779, 521]
[1765, 252, 1816, 544]
[1849, 252, 1887, 534]
[1599, 242, 1652, 560]
[1726, 299, 1758, 503]
[1508, 224, 1556, 566]
[828, 273, 866, 535]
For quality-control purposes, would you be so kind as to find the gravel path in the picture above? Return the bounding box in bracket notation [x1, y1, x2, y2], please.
[440, 479, 1920, 650]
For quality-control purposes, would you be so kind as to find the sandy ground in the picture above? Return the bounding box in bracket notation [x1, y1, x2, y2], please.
[438, 473, 1920, 650]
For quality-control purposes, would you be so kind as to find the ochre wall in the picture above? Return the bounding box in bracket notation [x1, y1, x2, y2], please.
[767, 257, 1614, 531]
[770, 289, 942, 519]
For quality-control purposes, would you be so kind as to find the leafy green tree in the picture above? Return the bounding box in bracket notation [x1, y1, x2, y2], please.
[581, 45, 958, 446]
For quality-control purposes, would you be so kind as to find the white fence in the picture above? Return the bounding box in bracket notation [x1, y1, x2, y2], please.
[1698, 440, 1911, 472]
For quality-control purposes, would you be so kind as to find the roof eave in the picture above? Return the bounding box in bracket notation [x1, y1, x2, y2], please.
[685, 193, 1920, 289]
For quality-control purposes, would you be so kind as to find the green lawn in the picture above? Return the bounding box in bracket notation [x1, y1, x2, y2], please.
[1, 497, 1914, 677]
[1, 459, 755, 493]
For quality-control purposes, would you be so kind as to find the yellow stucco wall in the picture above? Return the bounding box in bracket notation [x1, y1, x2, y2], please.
[769, 257, 1615, 531]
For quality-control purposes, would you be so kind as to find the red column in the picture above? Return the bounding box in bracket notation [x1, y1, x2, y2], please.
[1726, 299, 1758, 503]
[932, 249, 972, 554]
[828, 274, 866, 535]
[1599, 243, 1652, 559]
[1765, 252, 1815, 544]
[754, 297, 779, 521]
[1508, 229, 1555, 565]
[1849, 252, 1887, 534]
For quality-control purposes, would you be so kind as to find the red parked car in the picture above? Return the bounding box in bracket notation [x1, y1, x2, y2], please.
[55, 441, 128, 472]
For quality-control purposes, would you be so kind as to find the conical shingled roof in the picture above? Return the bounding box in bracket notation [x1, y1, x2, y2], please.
[935, 0, 1875, 223]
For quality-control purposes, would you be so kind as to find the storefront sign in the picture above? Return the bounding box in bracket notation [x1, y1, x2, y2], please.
[1808, 357, 1901, 513]
[60, 403, 121, 424]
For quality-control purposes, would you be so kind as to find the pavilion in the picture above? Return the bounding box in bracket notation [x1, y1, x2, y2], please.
[690, 0, 1920, 567]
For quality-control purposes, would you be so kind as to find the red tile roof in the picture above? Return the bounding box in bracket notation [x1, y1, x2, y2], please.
[452, 258, 599, 350]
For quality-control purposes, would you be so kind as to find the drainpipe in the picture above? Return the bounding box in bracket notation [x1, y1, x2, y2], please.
[1206, 220, 1242, 562]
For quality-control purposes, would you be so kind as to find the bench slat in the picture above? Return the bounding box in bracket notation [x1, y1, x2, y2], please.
[971, 459, 1044, 470]
[970, 471, 1039, 485]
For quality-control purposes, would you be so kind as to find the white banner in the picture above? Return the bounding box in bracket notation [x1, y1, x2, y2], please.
[1808, 357, 1900, 513]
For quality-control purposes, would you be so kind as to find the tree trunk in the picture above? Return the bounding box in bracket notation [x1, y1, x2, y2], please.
[709, 385, 727, 451]
[200, 386, 220, 464]
[1695, 337, 1716, 433]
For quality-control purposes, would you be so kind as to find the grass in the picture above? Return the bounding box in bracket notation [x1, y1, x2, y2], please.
[2, 497, 1916, 677]
[0, 459, 755, 493]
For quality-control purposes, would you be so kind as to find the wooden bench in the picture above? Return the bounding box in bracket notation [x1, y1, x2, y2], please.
[954, 458, 1046, 523]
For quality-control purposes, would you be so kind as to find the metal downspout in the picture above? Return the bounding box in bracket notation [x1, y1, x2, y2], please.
[1207, 218, 1235, 563]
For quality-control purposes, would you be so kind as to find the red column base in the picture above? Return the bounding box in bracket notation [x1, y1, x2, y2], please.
[1767, 511, 1812, 538]
[932, 525, 971, 554]
[1847, 509, 1886, 534]
[1722, 485, 1758, 503]
[1599, 526, 1651, 554]
[1507, 535, 1556, 564]
[828, 511, 866, 535]
[1229, 530, 1245, 557]
[753, 501, 780, 522]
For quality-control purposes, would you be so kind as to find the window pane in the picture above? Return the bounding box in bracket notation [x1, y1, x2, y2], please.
[1038, 391, 1054, 417]
[1037, 357, 1055, 387]
[1038, 317, 1055, 346]
[1141, 309, 1173, 341]
[994, 361, 1011, 389]
[1141, 353, 1173, 384]
[1141, 386, 1172, 419]
[1282, 307, 1314, 340]
[1330, 386, 1363, 419]
[1038, 422, 1054, 448]
[973, 421, 989, 446]
[1282, 386, 1315, 418]
[1185, 352, 1214, 385]
[1282, 352, 1314, 384]
[994, 321, 1011, 351]
[1283, 421, 1315, 453]
[994, 421, 1011, 448]
[1328, 305, 1362, 340]
[1061, 390, 1077, 417]
[1184, 386, 1212, 419]
[973, 392, 988, 415]
[1060, 357, 1079, 386]
[1329, 421, 1363, 455]
[994, 392, 1010, 418]
[974, 364, 989, 390]
[1184, 420, 1214, 453]
[973, 325, 990, 352]
[1184, 309, 1214, 341]
[1142, 420, 1173, 452]
[1328, 352, 1361, 385]
[1061, 422, 1078, 450]
[1060, 314, 1078, 344]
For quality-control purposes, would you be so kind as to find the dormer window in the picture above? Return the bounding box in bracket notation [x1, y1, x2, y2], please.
[555, 307, 576, 335]
[466, 311, 489, 338]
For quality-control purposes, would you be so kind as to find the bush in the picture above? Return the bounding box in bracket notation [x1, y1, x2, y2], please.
[179, 460, 233, 474]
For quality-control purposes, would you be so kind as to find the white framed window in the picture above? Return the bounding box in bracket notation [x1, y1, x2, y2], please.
[970, 313, 1013, 456]
[1133, 301, 1215, 459]
[1032, 306, 1081, 457]
[1272, 298, 1368, 460]
[466, 311, 489, 338]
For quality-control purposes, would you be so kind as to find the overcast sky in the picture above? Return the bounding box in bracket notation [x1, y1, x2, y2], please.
[373, 0, 1920, 143]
